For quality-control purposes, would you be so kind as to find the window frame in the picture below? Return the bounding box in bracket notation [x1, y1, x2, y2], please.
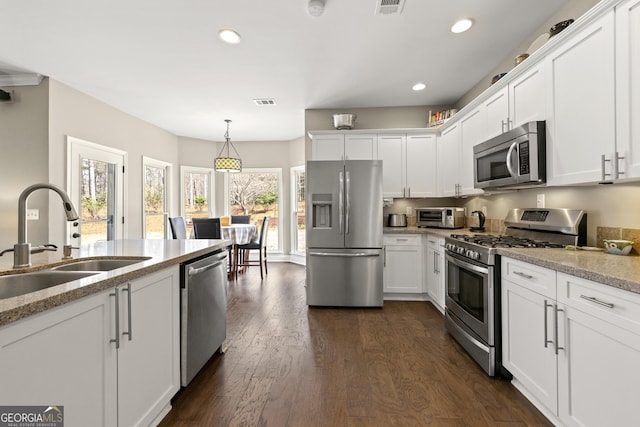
[142, 156, 172, 239]
[290, 165, 305, 255]
[180, 165, 216, 219]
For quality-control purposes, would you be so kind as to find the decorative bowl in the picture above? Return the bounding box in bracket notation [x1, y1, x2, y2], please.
[332, 113, 357, 130]
[549, 19, 574, 37]
[603, 240, 634, 255]
[491, 73, 507, 85]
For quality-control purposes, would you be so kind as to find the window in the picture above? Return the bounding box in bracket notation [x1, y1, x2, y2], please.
[291, 166, 305, 254]
[226, 168, 282, 251]
[67, 136, 126, 245]
[181, 166, 215, 236]
[143, 157, 171, 239]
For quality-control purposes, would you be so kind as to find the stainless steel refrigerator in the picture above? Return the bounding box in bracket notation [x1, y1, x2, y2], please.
[305, 160, 383, 307]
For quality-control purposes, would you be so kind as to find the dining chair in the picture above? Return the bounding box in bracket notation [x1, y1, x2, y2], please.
[168, 216, 188, 239]
[236, 216, 270, 280]
[192, 218, 222, 239]
[231, 215, 251, 224]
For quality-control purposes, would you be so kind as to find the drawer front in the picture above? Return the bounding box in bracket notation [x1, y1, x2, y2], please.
[426, 235, 445, 250]
[502, 257, 556, 298]
[557, 272, 640, 333]
[384, 234, 422, 246]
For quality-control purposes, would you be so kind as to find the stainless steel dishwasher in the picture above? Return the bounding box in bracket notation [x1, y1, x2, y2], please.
[180, 249, 228, 386]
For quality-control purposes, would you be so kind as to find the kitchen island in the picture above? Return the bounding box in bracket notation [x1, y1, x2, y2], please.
[0, 238, 230, 427]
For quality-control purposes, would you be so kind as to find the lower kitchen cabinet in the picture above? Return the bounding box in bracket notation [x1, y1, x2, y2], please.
[502, 257, 640, 427]
[425, 234, 445, 312]
[0, 266, 180, 427]
[383, 234, 424, 295]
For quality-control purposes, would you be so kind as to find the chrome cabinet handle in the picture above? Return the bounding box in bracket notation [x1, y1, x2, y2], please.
[615, 151, 625, 179]
[501, 119, 506, 133]
[601, 154, 611, 181]
[122, 283, 133, 341]
[383, 246, 386, 267]
[555, 306, 564, 354]
[580, 294, 614, 309]
[513, 271, 534, 280]
[110, 288, 120, 349]
[544, 300, 552, 349]
[506, 142, 518, 178]
[407, 187, 411, 198]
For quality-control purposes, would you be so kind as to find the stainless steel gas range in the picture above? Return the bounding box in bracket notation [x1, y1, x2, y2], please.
[443, 208, 587, 377]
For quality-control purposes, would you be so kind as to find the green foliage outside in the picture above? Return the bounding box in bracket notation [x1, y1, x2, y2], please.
[194, 196, 207, 211]
[82, 192, 107, 219]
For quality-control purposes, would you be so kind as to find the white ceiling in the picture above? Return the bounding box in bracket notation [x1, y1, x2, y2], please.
[0, 0, 567, 142]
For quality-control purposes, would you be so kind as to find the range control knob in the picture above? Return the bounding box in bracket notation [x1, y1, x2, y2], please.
[456, 246, 466, 255]
[446, 243, 455, 252]
[466, 250, 480, 260]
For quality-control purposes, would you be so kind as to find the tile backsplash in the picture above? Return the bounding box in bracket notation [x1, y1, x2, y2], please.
[596, 227, 640, 254]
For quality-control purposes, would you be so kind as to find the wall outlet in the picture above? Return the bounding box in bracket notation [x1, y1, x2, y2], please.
[406, 206, 412, 215]
[26, 208, 39, 220]
[481, 206, 487, 216]
[536, 194, 545, 208]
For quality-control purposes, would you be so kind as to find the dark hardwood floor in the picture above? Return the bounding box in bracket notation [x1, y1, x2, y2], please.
[160, 263, 551, 427]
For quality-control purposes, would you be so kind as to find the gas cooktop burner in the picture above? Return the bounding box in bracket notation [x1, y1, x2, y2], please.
[449, 234, 565, 249]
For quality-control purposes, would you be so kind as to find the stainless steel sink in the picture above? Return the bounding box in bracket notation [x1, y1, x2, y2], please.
[0, 271, 99, 299]
[50, 257, 151, 272]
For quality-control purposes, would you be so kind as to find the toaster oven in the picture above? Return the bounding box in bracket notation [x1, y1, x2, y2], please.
[416, 207, 465, 229]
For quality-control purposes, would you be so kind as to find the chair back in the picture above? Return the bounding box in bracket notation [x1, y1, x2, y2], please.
[168, 217, 187, 239]
[231, 215, 251, 224]
[258, 216, 271, 248]
[192, 218, 222, 239]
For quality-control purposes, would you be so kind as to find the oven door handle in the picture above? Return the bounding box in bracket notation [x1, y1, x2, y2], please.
[446, 252, 489, 275]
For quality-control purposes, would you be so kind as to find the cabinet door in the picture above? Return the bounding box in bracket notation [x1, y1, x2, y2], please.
[383, 235, 423, 294]
[117, 267, 180, 427]
[437, 123, 460, 197]
[345, 134, 377, 160]
[546, 11, 616, 185]
[0, 291, 117, 427]
[458, 107, 485, 196]
[484, 87, 509, 139]
[378, 134, 405, 198]
[557, 304, 640, 427]
[311, 134, 345, 160]
[406, 134, 437, 198]
[502, 278, 558, 415]
[510, 64, 546, 129]
[425, 236, 444, 312]
[615, 0, 640, 178]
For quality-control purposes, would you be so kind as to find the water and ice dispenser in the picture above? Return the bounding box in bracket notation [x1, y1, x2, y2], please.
[311, 194, 332, 228]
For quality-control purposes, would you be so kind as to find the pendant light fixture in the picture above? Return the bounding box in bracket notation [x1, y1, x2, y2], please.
[214, 119, 242, 173]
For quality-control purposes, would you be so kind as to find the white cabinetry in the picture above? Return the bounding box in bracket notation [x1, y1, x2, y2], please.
[484, 64, 546, 140]
[310, 133, 377, 161]
[0, 266, 180, 427]
[425, 235, 445, 313]
[437, 123, 460, 197]
[378, 133, 437, 198]
[502, 257, 640, 427]
[458, 107, 485, 196]
[383, 234, 424, 295]
[546, 11, 616, 185]
[615, 0, 640, 179]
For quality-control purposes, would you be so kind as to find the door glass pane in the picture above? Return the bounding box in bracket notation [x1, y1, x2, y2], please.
[144, 165, 166, 239]
[80, 158, 116, 244]
[183, 171, 210, 236]
[229, 171, 279, 251]
[294, 168, 305, 253]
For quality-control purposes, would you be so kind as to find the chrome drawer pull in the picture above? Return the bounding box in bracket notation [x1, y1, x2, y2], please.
[544, 300, 552, 348]
[513, 271, 534, 280]
[580, 294, 615, 309]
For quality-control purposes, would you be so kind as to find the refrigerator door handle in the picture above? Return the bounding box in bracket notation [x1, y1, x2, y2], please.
[339, 171, 344, 234]
[345, 171, 350, 235]
[309, 251, 381, 258]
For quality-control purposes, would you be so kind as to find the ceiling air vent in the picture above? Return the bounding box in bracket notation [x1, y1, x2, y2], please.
[375, 0, 405, 15]
[253, 98, 277, 106]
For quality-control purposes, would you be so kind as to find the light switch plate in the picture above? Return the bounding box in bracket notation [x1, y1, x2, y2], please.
[536, 194, 545, 208]
[405, 206, 412, 215]
[26, 208, 39, 220]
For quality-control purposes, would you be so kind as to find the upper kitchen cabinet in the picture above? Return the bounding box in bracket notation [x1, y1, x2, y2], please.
[378, 133, 437, 198]
[546, 10, 616, 185]
[484, 63, 546, 140]
[437, 122, 460, 197]
[615, 0, 640, 179]
[309, 132, 377, 161]
[458, 107, 485, 196]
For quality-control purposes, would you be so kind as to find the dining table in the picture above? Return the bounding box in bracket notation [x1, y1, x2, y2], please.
[221, 223, 258, 279]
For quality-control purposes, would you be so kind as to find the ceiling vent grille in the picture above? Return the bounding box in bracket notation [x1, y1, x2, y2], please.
[375, 0, 405, 15]
[253, 98, 277, 106]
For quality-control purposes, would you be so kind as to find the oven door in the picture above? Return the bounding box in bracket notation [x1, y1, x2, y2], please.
[445, 251, 494, 345]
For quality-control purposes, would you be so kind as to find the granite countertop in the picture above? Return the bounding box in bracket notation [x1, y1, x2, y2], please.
[384, 226, 640, 295]
[0, 239, 231, 327]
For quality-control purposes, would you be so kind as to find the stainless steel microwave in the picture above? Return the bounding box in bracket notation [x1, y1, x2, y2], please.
[416, 207, 465, 229]
[473, 121, 546, 190]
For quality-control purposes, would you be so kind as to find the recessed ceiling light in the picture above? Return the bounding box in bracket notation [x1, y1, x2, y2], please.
[412, 83, 426, 91]
[451, 18, 473, 34]
[218, 29, 241, 44]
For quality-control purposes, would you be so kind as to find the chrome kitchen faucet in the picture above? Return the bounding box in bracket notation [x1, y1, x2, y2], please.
[0, 183, 79, 268]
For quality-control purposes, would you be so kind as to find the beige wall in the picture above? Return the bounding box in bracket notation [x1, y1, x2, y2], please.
[456, 0, 600, 108]
[0, 81, 49, 249]
[48, 79, 179, 245]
